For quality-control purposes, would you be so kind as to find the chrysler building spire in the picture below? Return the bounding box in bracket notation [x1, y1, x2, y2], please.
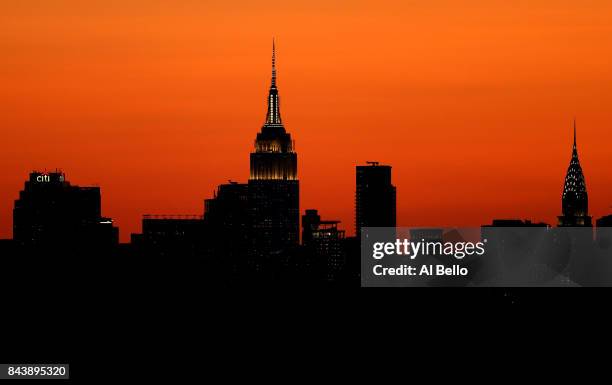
[559, 119, 592, 226]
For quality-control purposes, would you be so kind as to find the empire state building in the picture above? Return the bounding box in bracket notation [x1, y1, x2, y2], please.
[248, 41, 299, 258]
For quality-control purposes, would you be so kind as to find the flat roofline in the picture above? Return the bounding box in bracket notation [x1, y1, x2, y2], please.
[143, 214, 204, 220]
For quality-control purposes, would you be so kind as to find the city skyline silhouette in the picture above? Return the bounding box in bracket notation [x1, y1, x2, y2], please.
[4, 51, 609, 254]
[4, 2, 612, 374]
[1, 2, 612, 242]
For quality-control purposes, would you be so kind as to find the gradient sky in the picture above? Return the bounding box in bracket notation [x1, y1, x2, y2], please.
[1, 1, 612, 242]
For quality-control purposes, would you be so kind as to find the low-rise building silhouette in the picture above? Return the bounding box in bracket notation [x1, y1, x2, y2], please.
[409, 228, 444, 243]
[131, 214, 206, 258]
[597, 215, 612, 227]
[596, 215, 612, 245]
[482, 219, 551, 227]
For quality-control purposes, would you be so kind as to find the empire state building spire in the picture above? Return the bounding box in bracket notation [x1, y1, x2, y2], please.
[266, 39, 282, 125]
[251, 40, 297, 180]
[271, 39, 277, 88]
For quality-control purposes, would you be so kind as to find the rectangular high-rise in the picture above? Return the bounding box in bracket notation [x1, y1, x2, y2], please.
[205, 182, 250, 265]
[355, 162, 396, 237]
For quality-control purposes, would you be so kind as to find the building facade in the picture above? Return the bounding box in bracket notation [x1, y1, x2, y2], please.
[355, 162, 396, 237]
[13, 171, 118, 251]
[204, 182, 250, 276]
[302, 209, 346, 281]
[248, 42, 299, 261]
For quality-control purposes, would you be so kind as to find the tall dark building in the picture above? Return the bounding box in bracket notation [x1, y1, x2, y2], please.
[13, 171, 118, 251]
[204, 182, 250, 267]
[302, 209, 346, 281]
[205, 182, 249, 237]
[355, 162, 396, 236]
[558, 121, 592, 227]
[248, 41, 299, 259]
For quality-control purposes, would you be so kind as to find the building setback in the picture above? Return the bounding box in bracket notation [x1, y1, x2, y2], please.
[248, 41, 299, 262]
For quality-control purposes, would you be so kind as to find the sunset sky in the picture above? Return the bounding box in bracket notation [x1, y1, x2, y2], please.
[1, 1, 612, 242]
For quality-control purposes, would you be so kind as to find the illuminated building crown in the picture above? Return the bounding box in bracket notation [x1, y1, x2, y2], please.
[250, 40, 297, 181]
[561, 120, 588, 217]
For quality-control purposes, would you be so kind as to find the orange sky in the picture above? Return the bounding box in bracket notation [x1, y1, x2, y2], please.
[1, 1, 612, 242]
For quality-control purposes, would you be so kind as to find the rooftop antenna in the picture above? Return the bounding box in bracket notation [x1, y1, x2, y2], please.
[573, 117, 577, 150]
[271, 38, 277, 88]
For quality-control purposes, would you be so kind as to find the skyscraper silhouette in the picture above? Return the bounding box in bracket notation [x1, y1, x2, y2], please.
[301, 209, 346, 281]
[205, 182, 250, 274]
[13, 171, 118, 252]
[558, 120, 592, 227]
[355, 162, 396, 236]
[248, 41, 299, 262]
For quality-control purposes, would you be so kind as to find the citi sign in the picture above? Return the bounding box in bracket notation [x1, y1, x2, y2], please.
[36, 174, 51, 182]
[35, 174, 64, 183]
